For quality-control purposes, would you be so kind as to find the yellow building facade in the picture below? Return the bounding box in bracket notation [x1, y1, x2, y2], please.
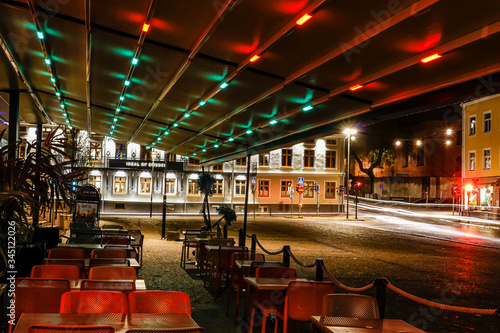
[462, 94, 500, 214]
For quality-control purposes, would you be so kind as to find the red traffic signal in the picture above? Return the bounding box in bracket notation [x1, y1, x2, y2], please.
[354, 181, 362, 190]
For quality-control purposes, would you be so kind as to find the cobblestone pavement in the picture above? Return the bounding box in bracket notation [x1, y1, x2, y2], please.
[100, 215, 500, 333]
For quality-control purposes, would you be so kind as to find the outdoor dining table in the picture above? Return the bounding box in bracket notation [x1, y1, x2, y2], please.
[68, 279, 147, 290]
[310, 316, 426, 333]
[83, 258, 141, 270]
[13, 313, 201, 333]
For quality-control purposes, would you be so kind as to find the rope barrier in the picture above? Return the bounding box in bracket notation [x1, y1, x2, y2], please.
[285, 247, 316, 268]
[254, 237, 284, 255]
[386, 282, 498, 316]
[322, 264, 375, 292]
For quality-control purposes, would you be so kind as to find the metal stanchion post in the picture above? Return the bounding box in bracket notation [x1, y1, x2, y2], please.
[375, 278, 388, 319]
[223, 224, 228, 238]
[283, 245, 290, 267]
[238, 228, 245, 247]
[251, 234, 257, 253]
[315, 259, 324, 281]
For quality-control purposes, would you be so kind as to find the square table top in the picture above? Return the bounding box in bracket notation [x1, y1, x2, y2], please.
[14, 313, 200, 333]
[310, 316, 426, 333]
[244, 277, 310, 290]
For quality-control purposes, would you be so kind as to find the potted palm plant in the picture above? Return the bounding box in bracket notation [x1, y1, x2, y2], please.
[0, 127, 86, 279]
[197, 172, 216, 231]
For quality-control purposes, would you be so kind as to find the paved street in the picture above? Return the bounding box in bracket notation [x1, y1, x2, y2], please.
[103, 205, 500, 333]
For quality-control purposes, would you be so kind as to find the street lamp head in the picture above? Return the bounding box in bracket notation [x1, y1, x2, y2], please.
[395, 140, 401, 147]
[343, 128, 357, 136]
[416, 140, 422, 146]
[445, 140, 451, 145]
[446, 128, 453, 136]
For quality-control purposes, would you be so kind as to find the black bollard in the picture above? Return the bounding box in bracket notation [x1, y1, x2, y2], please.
[223, 224, 228, 238]
[375, 278, 388, 319]
[251, 234, 257, 253]
[315, 259, 324, 281]
[238, 228, 245, 247]
[283, 245, 290, 267]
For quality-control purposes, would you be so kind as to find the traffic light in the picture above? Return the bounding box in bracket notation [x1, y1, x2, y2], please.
[338, 185, 344, 194]
[354, 181, 362, 192]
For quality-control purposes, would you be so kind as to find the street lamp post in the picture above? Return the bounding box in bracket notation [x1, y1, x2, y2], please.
[343, 128, 356, 219]
[150, 152, 156, 218]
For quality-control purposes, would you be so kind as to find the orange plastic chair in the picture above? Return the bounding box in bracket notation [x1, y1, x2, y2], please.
[28, 325, 115, 333]
[43, 259, 86, 278]
[249, 267, 297, 333]
[226, 252, 265, 323]
[89, 266, 136, 280]
[213, 246, 247, 299]
[91, 249, 127, 259]
[31, 265, 80, 280]
[128, 291, 191, 315]
[124, 329, 204, 333]
[80, 279, 136, 295]
[275, 281, 335, 333]
[60, 291, 127, 314]
[48, 248, 86, 259]
[321, 294, 380, 327]
[14, 278, 71, 321]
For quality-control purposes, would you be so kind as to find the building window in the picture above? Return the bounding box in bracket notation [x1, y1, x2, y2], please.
[304, 150, 314, 168]
[483, 149, 491, 170]
[235, 158, 246, 166]
[483, 111, 492, 133]
[165, 178, 176, 194]
[212, 164, 223, 171]
[18, 142, 26, 159]
[90, 142, 102, 161]
[139, 177, 152, 194]
[325, 182, 336, 199]
[325, 150, 336, 168]
[89, 175, 101, 192]
[416, 148, 424, 166]
[235, 179, 246, 196]
[188, 158, 200, 165]
[166, 153, 176, 162]
[468, 151, 476, 171]
[116, 144, 127, 159]
[259, 180, 270, 197]
[281, 180, 292, 198]
[114, 176, 127, 194]
[259, 206, 269, 213]
[401, 151, 408, 168]
[303, 181, 315, 198]
[469, 116, 476, 136]
[259, 154, 269, 167]
[326, 139, 337, 145]
[188, 179, 198, 195]
[282, 149, 292, 167]
[213, 179, 223, 195]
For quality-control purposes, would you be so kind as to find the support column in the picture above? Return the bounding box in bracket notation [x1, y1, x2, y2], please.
[8, 90, 20, 160]
[242, 153, 251, 248]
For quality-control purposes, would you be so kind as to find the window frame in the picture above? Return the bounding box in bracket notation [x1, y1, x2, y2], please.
[303, 180, 315, 198]
[115, 143, 127, 160]
[89, 142, 102, 161]
[212, 164, 223, 171]
[234, 179, 247, 196]
[281, 149, 292, 167]
[89, 175, 101, 192]
[280, 180, 293, 198]
[187, 178, 199, 195]
[235, 158, 247, 166]
[483, 111, 492, 134]
[213, 178, 224, 196]
[468, 150, 476, 171]
[164, 178, 176, 195]
[113, 176, 127, 194]
[303, 149, 315, 168]
[325, 150, 337, 169]
[259, 154, 269, 167]
[325, 181, 336, 199]
[259, 179, 270, 197]
[138, 176, 152, 194]
[468, 115, 476, 136]
[483, 148, 491, 170]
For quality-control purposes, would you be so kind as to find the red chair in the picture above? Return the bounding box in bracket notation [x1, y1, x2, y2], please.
[31, 265, 80, 280]
[43, 259, 86, 278]
[124, 329, 204, 333]
[249, 267, 297, 333]
[28, 325, 115, 333]
[91, 249, 127, 259]
[275, 281, 335, 333]
[226, 252, 265, 323]
[89, 266, 136, 280]
[14, 278, 71, 321]
[213, 246, 247, 299]
[128, 291, 191, 315]
[60, 291, 127, 314]
[48, 248, 86, 259]
[80, 279, 136, 295]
